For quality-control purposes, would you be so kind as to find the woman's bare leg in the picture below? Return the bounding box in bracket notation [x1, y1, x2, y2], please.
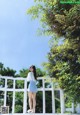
[32, 93, 36, 113]
[28, 92, 33, 110]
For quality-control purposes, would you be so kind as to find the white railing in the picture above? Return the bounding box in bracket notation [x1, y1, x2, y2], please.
[0, 76, 73, 114]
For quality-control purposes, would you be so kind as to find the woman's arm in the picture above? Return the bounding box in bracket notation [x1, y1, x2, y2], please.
[27, 72, 32, 81]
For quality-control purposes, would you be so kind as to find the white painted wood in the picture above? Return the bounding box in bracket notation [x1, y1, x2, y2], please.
[52, 82, 55, 114]
[1, 113, 80, 115]
[23, 79, 27, 113]
[0, 88, 60, 92]
[43, 79, 45, 114]
[1, 76, 53, 80]
[72, 102, 74, 113]
[60, 89, 65, 113]
[1, 76, 79, 115]
[76, 103, 80, 114]
[12, 79, 15, 114]
[4, 78, 7, 106]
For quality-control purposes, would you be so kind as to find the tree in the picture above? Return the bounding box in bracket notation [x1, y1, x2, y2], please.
[0, 62, 4, 71]
[27, 0, 80, 103]
[0, 62, 16, 76]
[27, 1, 80, 38]
[43, 39, 80, 102]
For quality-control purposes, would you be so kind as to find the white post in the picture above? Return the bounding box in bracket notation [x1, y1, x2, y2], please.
[12, 79, 15, 114]
[60, 89, 65, 113]
[4, 78, 7, 106]
[43, 79, 45, 113]
[52, 82, 55, 113]
[72, 102, 74, 113]
[76, 103, 80, 114]
[23, 79, 27, 113]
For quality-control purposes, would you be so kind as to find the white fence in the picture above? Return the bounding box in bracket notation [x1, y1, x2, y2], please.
[0, 76, 79, 114]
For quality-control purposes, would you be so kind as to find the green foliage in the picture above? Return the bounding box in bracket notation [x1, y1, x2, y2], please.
[0, 62, 16, 76]
[36, 67, 46, 77]
[27, 0, 80, 103]
[27, 0, 74, 37]
[43, 39, 80, 102]
[27, 0, 80, 38]
[19, 69, 29, 78]
[19, 67, 46, 78]
[36, 91, 53, 113]
[15, 105, 23, 113]
[15, 80, 24, 89]
[36, 92, 43, 113]
[6, 92, 13, 113]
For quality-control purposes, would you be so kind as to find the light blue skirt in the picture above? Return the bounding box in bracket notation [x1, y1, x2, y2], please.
[28, 81, 37, 93]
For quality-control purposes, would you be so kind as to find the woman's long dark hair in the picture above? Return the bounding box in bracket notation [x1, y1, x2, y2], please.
[30, 65, 37, 80]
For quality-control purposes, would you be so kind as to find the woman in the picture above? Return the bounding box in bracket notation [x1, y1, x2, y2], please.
[27, 65, 37, 113]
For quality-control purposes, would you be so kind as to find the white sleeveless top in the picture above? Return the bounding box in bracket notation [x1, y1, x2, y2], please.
[27, 72, 36, 82]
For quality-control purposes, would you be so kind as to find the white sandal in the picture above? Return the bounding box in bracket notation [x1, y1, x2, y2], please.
[32, 109, 35, 113]
[27, 109, 33, 113]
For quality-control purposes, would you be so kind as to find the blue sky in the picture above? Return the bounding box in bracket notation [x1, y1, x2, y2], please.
[0, 0, 50, 73]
